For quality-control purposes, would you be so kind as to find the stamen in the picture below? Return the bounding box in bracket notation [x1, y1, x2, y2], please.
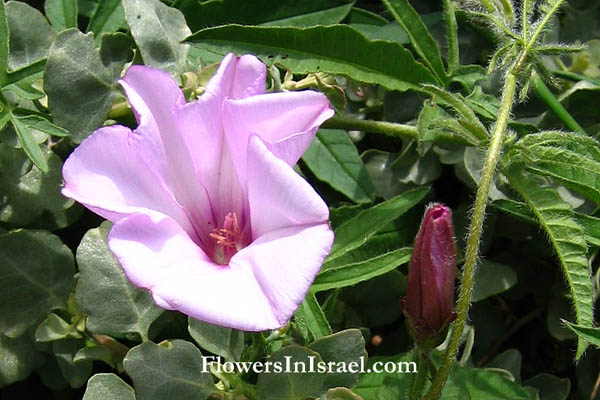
[209, 212, 246, 264]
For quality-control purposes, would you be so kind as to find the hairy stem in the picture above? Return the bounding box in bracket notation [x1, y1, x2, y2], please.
[443, 0, 459, 75]
[321, 116, 418, 139]
[422, 71, 518, 400]
[408, 349, 429, 400]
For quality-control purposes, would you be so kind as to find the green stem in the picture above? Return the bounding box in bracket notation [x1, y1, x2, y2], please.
[532, 73, 586, 134]
[422, 71, 518, 400]
[443, 0, 459, 76]
[408, 349, 429, 400]
[321, 116, 418, 139]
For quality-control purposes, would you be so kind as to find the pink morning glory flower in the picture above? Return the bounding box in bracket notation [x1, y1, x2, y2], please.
[62, 54, 334, 331]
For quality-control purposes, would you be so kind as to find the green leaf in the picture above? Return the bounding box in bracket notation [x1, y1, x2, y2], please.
[313, 247, 411, 292]
[74, 346, 118, 368]
[308, 329, 367, 390]
[0, 0, 8, 85]
[352, 353, 413, 399]
[443, 364, 532, 399]
[35, 313, 82, 342]
[381, 0, 448, 85]
[5, 1, 55, 71]
[302, 129, 375, 203]
[486, 349, 522, 383]
[327, 387, 363, 400]
[294, 292, 332, 341]
[327, 186, 429, 261]
[53, 339, 93, 388]
[123, 340, 215, 399]
[9, 115, 48, 172]
[123, 0, 191, 74]
[44, 29, 119, 142]
[507, 170, 594, 359]
[83, 373, 135, 400]
[17, 115, 69, 137]
[0, 230, 75, 338]
[341, 270, 405, 327]
[45, 0, 78, 31]
[179, 0, 354, 31]
[0, 333, 44, 388]
[75, 222, 163, 341]
[423, 85, 489, 141]
[188, 317, 244, 361]
[256, 345, 326, 400]
[187, 24, 438, 92]
[513, 133, 600, 204]
[472, 260, 518, 302]
[0, 144, 74, 226]
[523, 373, 570, 400]
[564, 322, 600, 347]
[493, 198, 600, 247]
[87, 0, 127, 42]
[362, 146, 442, 199]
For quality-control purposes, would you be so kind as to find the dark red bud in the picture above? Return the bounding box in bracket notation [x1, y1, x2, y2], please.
[404, 203, 457, 348]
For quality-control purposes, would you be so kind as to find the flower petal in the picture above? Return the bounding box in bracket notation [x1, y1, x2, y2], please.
[222, 90, 333, 185]
[62, 125, 193, 234]
[108, 213, 282, 331]
[120, 65, 214, 239]
[247, 136, 330, 239]
[232, 223, 334, 326]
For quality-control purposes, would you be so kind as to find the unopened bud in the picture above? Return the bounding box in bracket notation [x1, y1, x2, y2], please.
[404, 204, 457, 348]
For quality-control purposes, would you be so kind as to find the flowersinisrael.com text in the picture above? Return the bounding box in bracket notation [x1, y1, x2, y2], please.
[201, 356, 417, 375]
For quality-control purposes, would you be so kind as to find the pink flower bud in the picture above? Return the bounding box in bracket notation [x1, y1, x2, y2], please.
[404, 204, 457, 347]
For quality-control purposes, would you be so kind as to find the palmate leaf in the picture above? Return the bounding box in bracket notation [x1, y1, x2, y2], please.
[506, 169, 594, 359]
[187, 24, 438, 92]
[514, 131, 600, 204]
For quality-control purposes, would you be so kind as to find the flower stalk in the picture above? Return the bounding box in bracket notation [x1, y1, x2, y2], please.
[321, 116, 418, 139]
[422, 70, 518, 400]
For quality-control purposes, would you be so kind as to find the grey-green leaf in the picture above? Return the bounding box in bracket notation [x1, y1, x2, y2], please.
[187, 24, 437, 92]
[302, 129, 375, 203]
[45, 0, 78, 31]
[507, 170, 594, 359]
[0, 144, 73, 226]
[35, 313, 82, 342]
[6, 1, 55, 71]
[123, 0, 191, 73]
[0, 333, 44, 388]
[44, 29, 119, 142]
[524, 373, 570, 400]
[0, 230, 74, 338]
[256, 345, 326, 400]
[53, 339, 93, 388]
[327, 186, 429, 261]
[83, 373, 135, 400]
[308, 329, 367, 390]
[123, 340, 215, 400]
[188, 318, 244, 361]
[75, 222, 163, 341]
[472, 260, 518, 302]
